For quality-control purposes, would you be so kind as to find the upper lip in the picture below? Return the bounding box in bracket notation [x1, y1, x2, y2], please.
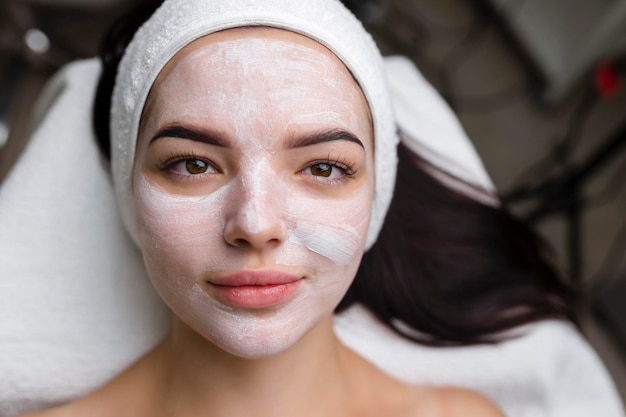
[209, 270, 302, 287]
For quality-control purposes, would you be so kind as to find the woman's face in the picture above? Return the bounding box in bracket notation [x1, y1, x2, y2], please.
[133, 27, 374, 358]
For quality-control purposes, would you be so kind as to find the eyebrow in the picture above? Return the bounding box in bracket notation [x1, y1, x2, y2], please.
[149, 125, 364, 150]
[287, 129, 365, 150]
[149, 125, 229, 148]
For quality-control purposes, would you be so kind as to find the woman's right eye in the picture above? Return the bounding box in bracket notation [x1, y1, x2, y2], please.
[168, 158, 218, 176]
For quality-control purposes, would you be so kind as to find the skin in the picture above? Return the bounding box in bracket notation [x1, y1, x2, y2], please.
[20, 28, 505, 417]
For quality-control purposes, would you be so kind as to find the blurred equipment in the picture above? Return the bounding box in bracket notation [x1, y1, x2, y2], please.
[503, 114, 626, 284]
[483, 0, 626, 104]
[502, 50, 626, 287]
[0, 0, 135, 178]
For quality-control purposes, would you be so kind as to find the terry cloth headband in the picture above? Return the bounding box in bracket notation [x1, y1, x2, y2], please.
[111, 0, 399, 250]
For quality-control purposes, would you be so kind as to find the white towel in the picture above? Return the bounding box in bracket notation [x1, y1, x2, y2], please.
[384, 56, 495, 193]
[0, 58, 623, 417]
[336, 305, 624, 417]
[0, 59, 171, 416]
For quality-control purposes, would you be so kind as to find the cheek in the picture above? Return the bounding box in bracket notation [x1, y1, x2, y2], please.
[278, 187, 373, 321]
[278, 185, 373, 270]
[133, 175, 228, 278]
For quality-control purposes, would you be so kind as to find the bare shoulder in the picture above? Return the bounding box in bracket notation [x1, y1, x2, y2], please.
[373, 382, 504, 417]
[388, 385, 505, 417]
[343, 346, 505, 417]
[431, 386, 506, 417]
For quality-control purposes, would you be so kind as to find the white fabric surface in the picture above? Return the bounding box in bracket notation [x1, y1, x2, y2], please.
[0, 58, 623, 417]
[337, 305, 624, 417]
[384, 56, 495, 193]
[111, 0, 398, 250]
[0, 60, 171, 416]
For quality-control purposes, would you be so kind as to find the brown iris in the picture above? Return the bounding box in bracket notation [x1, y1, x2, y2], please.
[311, 163, 332, 177]
[186, 159, 208, 174]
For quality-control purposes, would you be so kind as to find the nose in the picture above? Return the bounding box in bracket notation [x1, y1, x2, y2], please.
[223, 174, 287, 250]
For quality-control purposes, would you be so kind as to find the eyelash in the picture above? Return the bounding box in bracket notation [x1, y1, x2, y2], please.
[157, 152, 357, 183]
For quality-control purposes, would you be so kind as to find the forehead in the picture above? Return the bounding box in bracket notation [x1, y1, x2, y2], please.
[142, 27, 373, 143]
[167, 26, 345, 67]
[157, 26, 354, 84]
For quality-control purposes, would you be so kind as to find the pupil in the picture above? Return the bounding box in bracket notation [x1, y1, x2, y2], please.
[186, 160, 207, 174]
[312, 163, 332, 177]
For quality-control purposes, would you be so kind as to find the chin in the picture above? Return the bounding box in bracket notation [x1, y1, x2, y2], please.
[211, 328, 306, 359]
[167, 283, 340, 359]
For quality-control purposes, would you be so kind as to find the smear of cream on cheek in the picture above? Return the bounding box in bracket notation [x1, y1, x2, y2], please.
[276, 185, 372, 269]
[286, 222, 363, 267]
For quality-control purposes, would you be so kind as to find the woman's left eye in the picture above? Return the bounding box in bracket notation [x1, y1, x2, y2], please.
[305, 160, 354, 181]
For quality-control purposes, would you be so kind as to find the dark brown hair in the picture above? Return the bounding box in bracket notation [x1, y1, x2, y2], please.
[93, 0, 577, 346]
[337, 142, 576, 345]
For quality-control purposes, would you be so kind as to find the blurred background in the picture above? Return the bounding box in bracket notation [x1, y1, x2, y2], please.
[1, 0, 625, 406]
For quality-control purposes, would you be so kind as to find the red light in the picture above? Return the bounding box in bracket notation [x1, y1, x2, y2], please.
[594, 62, 623, 97]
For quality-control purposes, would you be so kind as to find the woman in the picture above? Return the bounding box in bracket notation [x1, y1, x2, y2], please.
[12, 0, 583, 415]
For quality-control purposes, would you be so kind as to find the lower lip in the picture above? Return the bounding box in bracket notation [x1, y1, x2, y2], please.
[211, 280, 302, 308]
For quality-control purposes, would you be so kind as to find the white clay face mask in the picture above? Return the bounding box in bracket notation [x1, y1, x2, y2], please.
[133, 28, 374, 359]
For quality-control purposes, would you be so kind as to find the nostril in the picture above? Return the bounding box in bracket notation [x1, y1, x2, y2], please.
[229, 236, 282, 248]
[232, 238, 249, 247]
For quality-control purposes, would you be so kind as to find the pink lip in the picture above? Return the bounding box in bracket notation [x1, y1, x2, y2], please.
[209, 271, 302, 309]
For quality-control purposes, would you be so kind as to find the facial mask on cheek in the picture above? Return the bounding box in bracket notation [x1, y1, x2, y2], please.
[135, 176, 229, 271]
[275, 186, 372, 269]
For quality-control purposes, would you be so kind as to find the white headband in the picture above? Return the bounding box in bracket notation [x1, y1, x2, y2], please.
[111, 0, 399, 249]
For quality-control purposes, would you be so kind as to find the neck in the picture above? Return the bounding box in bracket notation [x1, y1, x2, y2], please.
[152, 315, 353, 417]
